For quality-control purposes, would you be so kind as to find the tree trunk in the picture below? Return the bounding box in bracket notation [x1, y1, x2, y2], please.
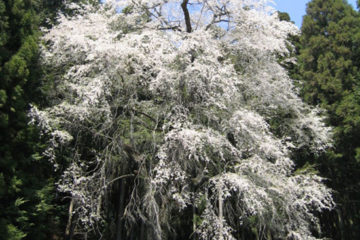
[140, 222, 145, 240]
[116, 178, 126, 240]
[181, 0, 192, 33]
[218, 184, 223, 240]
[65, 198, 74, 240]
[337, 207, 345, 240]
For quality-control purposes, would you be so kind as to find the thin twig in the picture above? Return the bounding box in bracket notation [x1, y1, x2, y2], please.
[106, 174, 135, 186]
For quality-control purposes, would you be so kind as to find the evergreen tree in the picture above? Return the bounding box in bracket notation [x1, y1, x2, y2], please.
[299, 0, 360, 238]
[0, 0, 72, 239]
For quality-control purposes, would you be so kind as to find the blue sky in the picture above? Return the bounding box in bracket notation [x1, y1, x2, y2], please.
[273, 0, 358, 27]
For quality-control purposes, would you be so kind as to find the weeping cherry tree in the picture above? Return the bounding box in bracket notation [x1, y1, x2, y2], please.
[30, 0, 334, 239]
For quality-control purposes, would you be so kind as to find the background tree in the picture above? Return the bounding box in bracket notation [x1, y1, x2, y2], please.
[0, 0, 90, 239]
[298, 0, 360, 239]
[31, 1, 335, 239]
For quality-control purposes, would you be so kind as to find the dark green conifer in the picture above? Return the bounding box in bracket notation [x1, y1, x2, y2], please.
[299, 0, 360, 238]
[0, 1, 68, 239]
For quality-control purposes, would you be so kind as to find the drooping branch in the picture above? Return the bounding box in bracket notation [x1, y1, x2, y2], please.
[106, 174, 135, 187]
[181, 0, 192, 33]
[37, 1, 334, 239]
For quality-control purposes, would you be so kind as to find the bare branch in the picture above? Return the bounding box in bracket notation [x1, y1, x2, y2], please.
[106, 174, 135, 187]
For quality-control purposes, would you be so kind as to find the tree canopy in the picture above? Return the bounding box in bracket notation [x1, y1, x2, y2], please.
[0, 0, 61, 239]
[298, 0, 360, 238]
[29, 1, 335, 239]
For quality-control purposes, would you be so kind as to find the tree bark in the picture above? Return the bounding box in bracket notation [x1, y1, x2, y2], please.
[116, 178, 126, 240]
[181, 0, 192, 33]
[65, 198, 74, 240]
[218, 184, 223, 240]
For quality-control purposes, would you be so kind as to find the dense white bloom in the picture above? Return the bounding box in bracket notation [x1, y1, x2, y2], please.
[30, 0, 334, 239]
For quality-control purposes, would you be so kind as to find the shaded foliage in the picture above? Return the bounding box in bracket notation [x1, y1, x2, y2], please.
[297, 0, 360, 239]
[0, 0, 90, 239]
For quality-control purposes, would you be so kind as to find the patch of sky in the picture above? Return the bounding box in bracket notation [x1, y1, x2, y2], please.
[272, 0, 358, 28]
[103, 0, 360, 30]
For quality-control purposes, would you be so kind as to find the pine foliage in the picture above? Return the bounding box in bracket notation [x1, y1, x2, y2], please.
[0, 1, 70, 239]
[299, 0, 360, 238]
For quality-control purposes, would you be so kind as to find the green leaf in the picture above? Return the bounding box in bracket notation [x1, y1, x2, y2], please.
[6, 224, 27, 240]
[14, 197, 28, 207]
